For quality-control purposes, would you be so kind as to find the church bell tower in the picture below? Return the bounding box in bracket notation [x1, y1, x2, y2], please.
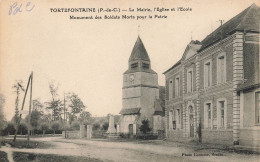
[119, 36, 159, 134]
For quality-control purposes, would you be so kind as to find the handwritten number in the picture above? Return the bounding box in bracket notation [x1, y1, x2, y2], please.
[9, 1, 35, 16]
[26, 2, 35, 11]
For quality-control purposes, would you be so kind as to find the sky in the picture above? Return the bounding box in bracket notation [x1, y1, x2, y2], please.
[0, 0, 259, 120]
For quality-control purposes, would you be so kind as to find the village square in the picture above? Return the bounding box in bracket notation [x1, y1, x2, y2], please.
[0, 2, 260, 162]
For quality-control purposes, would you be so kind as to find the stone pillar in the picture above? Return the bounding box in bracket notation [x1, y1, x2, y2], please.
[195, 56, 200, 138]
[107, 115, 116, 134]
[80, 125, 85, 138]
[116, 124, 120, 133]
[87, 125, 92, 139]
[232, 32, 244, 144]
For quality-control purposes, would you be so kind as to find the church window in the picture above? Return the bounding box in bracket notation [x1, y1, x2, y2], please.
[142, 63, 149, 69]
[217, 54, 226, 84]
[256, 92, 260, 124]
[204, 60, 212, 88]
[131, 63, 138, 69]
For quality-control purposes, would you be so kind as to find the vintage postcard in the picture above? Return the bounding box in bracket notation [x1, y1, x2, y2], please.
[0, 0, 259, 161]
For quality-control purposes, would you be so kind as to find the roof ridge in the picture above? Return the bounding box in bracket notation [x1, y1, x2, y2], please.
[237, 3, 260, 30]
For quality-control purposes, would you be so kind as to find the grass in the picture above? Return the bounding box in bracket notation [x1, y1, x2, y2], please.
[13, 152, 103, 162]
[2, 138, 52, 149]
[0, 151, 8, 162]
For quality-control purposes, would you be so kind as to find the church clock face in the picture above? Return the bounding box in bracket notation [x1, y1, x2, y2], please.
[129, 74, 135, 82]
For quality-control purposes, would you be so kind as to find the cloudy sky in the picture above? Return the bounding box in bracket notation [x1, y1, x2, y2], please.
[0, 0, 259, 120]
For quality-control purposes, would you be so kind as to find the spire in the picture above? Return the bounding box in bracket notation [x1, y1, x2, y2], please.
[129, 36, 150, 62]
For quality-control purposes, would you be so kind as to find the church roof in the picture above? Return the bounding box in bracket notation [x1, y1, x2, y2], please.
[119, 108, 141, 115]
[129, 36, 150, 62]
[199, 3, 260, 52]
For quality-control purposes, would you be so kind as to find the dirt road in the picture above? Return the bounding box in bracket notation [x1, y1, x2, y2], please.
[1, 137, 259, 162]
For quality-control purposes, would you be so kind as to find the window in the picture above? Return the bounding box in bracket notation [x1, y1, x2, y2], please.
[204, 61, 212, 87]
[176, 109, 181, 129]
[217, 99, 227, 129]
[169, 80, 173, 100]
[142, 63, 149, 69]
[256, 92, 260, 124]
[187, 70, 193, 92]
[204, 103, 212, 129]
[175, 77, 180, 97]
[169, 110, 174, 129]
[217, 54, 226, 83]
[131, 63, 138, 69]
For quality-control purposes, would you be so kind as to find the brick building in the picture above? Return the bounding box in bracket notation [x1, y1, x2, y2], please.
[164, 4, 260, 146]
[119, 36, 165, 136]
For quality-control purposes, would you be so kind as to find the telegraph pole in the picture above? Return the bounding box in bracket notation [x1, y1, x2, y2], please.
[27, 72, 33, 146]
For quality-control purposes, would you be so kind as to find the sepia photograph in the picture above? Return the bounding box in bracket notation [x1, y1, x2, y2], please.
[0, 0, 260, 161]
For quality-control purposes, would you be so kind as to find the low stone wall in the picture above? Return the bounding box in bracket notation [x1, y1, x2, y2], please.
[240, 127, 260, 147]
[62, 131, 80, 139]
[202, 129, 233, 145]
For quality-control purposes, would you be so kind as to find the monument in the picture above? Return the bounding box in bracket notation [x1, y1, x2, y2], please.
[107, 114, 116, 134]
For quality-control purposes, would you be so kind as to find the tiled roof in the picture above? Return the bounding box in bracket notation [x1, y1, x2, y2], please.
[129, 36, 150, 62]
[120, 108, 141, 115]
[199, 3, 260, 52]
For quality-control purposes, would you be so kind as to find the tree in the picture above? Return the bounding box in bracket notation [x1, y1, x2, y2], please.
[32, 99, 43, 112]
[92, 123, 101, 131]
[78, 111, 92, 124]
[3, 122, 16, 135]
[26, 110, 42, 135]
[51, 122, 60, 135]
[18, 122, 28, 135]
[46, 82, 63, 121]
[40, 123, 49, 136]
[71, 121, 80, 130]
[0, 94, 6, 131]
[68, 93, 85, 119]
[12, 80, 24, 128]
[102, 122, 109, 131]
[139, 119, 152, 134]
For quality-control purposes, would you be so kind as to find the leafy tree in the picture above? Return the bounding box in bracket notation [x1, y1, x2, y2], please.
[3, 122, 16, 135]
[71, 121, 80, 130]
[40, 123, 49, 135]
[46, 82, 63, 121]
[79, 111, 92, 124]
[18, 122, 28, 135]
[102, 122, 109, 131]
[51, 122, 60, 135]
[12, 80, 24, 128]
[139, 119, 152, 134]
[0, 94, 6, 131]
[68, 93, 85, 119]
[32, 99, 43, 112]
[92, 123, 101, 131]
[26, 110, 42, 135]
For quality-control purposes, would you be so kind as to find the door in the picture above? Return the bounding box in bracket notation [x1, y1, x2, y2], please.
[129, 124, 133, 139]
[189, 106, 194, 137]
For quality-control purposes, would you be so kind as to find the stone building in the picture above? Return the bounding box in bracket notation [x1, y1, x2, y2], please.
[164, 4, 260, 146]
[119, 36, 165, 136]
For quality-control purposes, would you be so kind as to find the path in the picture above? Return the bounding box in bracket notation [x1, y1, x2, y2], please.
[0, 137, 259, 162]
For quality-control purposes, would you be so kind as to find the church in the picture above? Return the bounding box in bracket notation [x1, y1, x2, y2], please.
[118, 36, 165, 137]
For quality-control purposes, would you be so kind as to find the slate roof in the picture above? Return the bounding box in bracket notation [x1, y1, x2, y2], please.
[237, 43, 260, 91]
[120, 108, 141, 115]
[199, 3, 260, 52]
[129, 36, 150, 62]
[164, 3, 260, 74]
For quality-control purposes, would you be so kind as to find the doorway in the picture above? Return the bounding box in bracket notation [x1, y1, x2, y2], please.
[129, 124, 133, 139]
